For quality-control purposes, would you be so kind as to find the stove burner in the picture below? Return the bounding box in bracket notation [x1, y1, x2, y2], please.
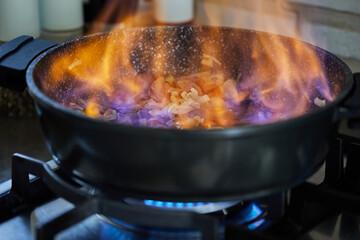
[99, 202, 266, 239]
[124, 198, 242, 214]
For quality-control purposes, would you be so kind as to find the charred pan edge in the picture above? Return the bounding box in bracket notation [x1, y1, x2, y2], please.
[26, 26, 354, 139]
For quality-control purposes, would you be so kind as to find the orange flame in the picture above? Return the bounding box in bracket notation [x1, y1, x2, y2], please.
[41, 0, 336, 129]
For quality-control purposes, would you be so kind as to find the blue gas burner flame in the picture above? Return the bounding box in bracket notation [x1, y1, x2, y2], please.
[144, 200, 208, 209]
[245, 203, 263, 222]
[124, 198, 241, 214]
[244, 203, 266, 230]
[100, 200, 267, 239]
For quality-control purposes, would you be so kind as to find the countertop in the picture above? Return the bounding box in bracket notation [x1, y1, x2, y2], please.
[0, 116, 51, 182]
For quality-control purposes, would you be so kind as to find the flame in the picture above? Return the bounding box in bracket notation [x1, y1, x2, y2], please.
[40, 0, 337, 129]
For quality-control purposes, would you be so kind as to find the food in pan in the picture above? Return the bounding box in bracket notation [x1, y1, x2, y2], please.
[38, 27, 335, 130]
[66, 54, 327, 129]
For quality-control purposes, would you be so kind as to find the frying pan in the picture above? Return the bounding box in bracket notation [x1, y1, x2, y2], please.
[0, 26, 359, 202]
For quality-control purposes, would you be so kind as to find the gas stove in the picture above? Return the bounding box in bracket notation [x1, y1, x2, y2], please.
[0, 123, 359, 240]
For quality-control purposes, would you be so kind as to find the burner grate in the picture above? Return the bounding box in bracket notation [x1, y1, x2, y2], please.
[8, 154, 222, 240]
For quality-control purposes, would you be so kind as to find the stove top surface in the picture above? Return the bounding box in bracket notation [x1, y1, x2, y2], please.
[1, 194, 359, 240]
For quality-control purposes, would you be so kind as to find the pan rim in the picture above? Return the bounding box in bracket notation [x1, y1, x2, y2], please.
[26, 26, 354, 138]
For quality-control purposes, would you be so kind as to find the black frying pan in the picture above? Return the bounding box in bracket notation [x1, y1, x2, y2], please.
[0, 26, 359, 202]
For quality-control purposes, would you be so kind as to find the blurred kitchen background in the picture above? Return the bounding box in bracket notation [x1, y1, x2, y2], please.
[0, 0, 359, 181]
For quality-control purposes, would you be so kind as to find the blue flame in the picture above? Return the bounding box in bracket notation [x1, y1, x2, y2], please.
[142, 200, 265, 230]
[246, 203, 263, 222]
[248, 219, 266, 230]
[230, 202, 265, 230]
[243, 203, 265, 230]
[143, 200, 211, 209]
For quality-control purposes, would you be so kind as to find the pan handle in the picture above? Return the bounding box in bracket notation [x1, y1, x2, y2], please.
[0, 36, 57, 91]
[337, 73, 360, 127]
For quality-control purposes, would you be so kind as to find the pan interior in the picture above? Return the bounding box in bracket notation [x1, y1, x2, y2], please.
[32, 26, 350, 130]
